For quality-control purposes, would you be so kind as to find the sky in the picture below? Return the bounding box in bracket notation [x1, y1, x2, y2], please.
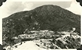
[0, 0, 82, 45]
[0, 0, 81, 18]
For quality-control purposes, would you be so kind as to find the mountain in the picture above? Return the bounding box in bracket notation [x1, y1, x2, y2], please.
[2, 5, 80, 41]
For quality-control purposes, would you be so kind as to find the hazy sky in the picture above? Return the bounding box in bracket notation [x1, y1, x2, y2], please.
[0, 0, 81, 19]
[0, 0, 82, 44]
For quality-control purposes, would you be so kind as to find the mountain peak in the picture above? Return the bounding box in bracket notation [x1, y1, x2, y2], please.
[3, 5, 80, 40]
[37, 5, 61, 8]
[33, 5, 62, 11]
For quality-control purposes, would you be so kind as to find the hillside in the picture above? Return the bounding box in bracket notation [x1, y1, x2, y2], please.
[2, 5, 81, 49]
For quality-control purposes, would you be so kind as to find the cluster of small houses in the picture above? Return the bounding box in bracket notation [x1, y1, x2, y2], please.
[12, 30, 55, 43]
[4, 29, 81, 49]
[10, 29, 80, 45]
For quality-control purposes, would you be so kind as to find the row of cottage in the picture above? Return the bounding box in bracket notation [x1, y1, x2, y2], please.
[12, 30, 55, 40]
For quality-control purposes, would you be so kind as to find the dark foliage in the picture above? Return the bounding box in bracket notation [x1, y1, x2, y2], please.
[0, 44, 3, 50]
[77, 45, 82, 50]
[76, 0, 82, 6]
[0, 0, 6, 6]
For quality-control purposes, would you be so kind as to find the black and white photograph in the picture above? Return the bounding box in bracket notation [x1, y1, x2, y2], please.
[0, 0, 82, 50]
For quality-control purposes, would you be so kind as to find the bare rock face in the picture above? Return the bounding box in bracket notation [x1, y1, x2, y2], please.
[2, 5, 81, 49]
